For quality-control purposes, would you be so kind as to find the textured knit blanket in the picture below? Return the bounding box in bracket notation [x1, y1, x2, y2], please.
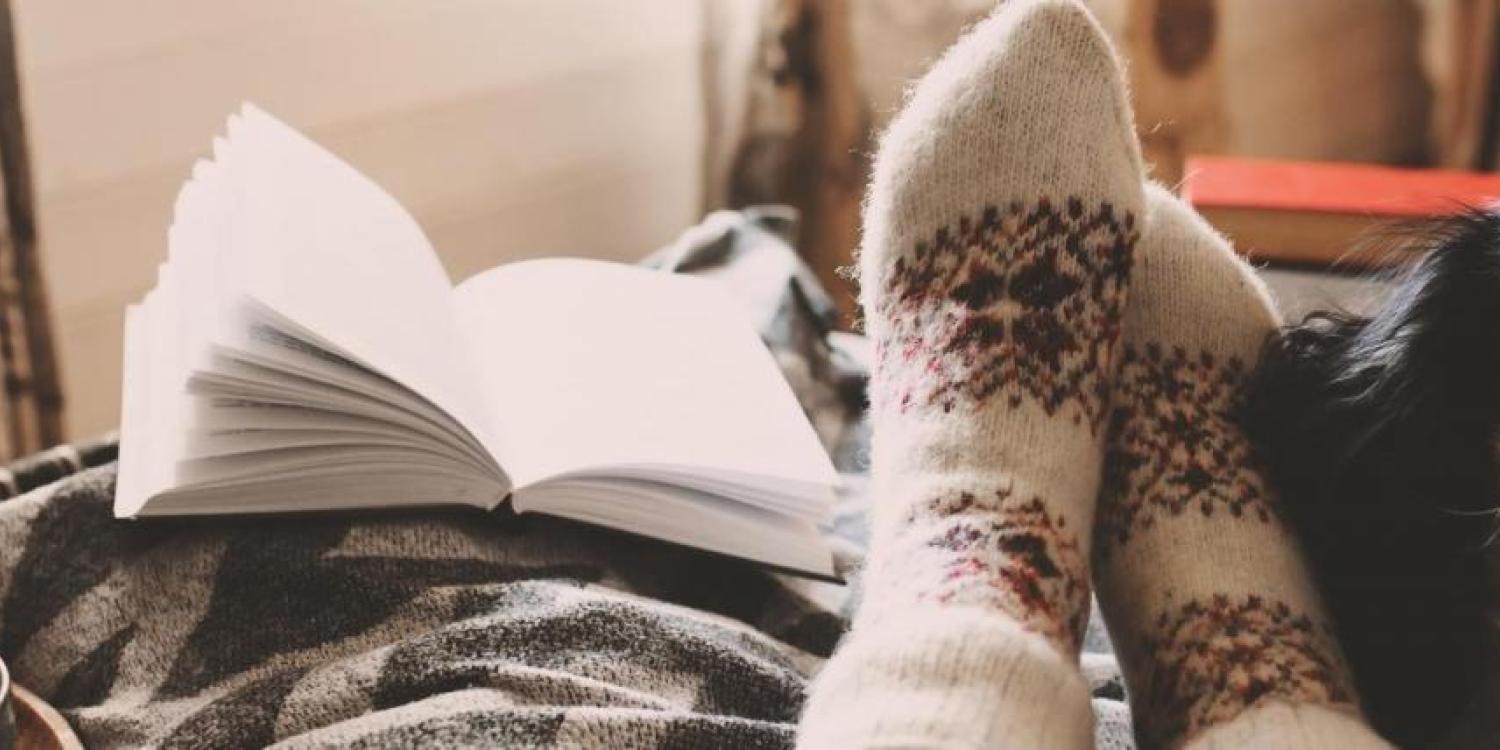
[0, 209, 1134, 748]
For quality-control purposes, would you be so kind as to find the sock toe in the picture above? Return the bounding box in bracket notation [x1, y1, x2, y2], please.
[863, 0, 1145, 295]
[1135, 182, 1280, 355]
[860, 0, 1146, 435]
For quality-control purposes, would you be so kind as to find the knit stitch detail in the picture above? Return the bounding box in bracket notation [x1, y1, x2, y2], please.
[874, 197, 1137, 430]
[1095, 342, 1278, 554]
[892, 487, 1091, 652]
[1135, 594, 1358, 749]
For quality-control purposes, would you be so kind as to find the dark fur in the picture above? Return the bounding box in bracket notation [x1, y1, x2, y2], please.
[1243, 210, 1500, 747]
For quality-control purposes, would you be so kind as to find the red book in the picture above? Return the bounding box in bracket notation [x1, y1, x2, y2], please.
[1182, 156, 1500, 267]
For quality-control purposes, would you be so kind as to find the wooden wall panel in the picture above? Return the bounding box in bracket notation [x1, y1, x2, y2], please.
[1217, 0, 1430, 164]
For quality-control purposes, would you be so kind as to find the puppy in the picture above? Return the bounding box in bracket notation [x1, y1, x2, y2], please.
[1243, 210, 1500, 748]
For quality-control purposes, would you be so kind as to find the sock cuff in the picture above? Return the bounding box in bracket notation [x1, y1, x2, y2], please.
[1181, 701, 1390, 749]
[799, 607, 1094, 749]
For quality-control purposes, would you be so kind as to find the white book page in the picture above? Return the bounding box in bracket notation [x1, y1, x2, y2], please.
[221, 105, 494, 451]
[452, 259, 837, 493]
[519, 478, 835, 576]
[117, 104, 505, 518]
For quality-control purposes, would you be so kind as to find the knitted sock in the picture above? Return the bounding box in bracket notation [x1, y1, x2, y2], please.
[798, 1, 1143, 746]
[1092, 183, 1390, 749]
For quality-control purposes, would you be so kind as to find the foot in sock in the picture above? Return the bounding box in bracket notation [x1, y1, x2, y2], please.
[856, 0, 1142, 653]
[1092, 183, 1390, 749]
[798, 1, 1143, 746]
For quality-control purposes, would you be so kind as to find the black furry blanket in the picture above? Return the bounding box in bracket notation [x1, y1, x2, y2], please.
[1245, 211, 1500, 749]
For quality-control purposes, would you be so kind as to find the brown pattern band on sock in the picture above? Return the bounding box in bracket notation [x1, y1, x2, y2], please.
[1095, 342, 1279, 555]
[1134, 594, 1359, 749]
[889, 487, 1091, 653]
[873, 197, 1137, 431]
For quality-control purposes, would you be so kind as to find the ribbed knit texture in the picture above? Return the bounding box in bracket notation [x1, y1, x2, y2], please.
[1092, 183, 1391, 749]
[798, 1, 1143, 745]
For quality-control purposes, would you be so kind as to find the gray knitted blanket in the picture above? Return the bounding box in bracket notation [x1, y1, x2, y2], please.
[0, 209, 1133, 748]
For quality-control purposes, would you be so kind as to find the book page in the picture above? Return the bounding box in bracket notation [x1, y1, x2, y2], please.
[452, 259, 837, 493]
[116, 104, 505, 518]
[220, 105, 494, 448]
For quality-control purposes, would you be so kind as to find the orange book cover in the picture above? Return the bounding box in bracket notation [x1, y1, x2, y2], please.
[1183, 156, 1500, 218]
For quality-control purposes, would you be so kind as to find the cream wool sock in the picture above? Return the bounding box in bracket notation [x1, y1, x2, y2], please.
[1092, 183, 1391, 749]
[798, 0, 1144, 746]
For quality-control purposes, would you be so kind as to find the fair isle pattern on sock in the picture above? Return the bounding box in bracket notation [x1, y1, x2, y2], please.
[1095, 342, 1276, 554]
[894, 487, 1091, 652]
[869, 194, 1136, 656]
[1102, 346, 1368, 748]
[864, 192, 1137, 656]
[875, 198, 1136, 427]
[1093, 184, 1386, 749]
[1139, 594, 1356, 749]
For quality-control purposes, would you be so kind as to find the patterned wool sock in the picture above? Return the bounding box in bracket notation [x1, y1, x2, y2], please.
[1092, 183, 1391, 749]
[798, 1, 1143, 746]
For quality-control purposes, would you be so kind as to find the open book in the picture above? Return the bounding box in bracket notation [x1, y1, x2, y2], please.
[116, 104, 839, 578]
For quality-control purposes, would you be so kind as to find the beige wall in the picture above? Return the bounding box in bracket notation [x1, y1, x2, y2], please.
[1218, 0, 1429, 164]
[13, 0, 714, 438]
